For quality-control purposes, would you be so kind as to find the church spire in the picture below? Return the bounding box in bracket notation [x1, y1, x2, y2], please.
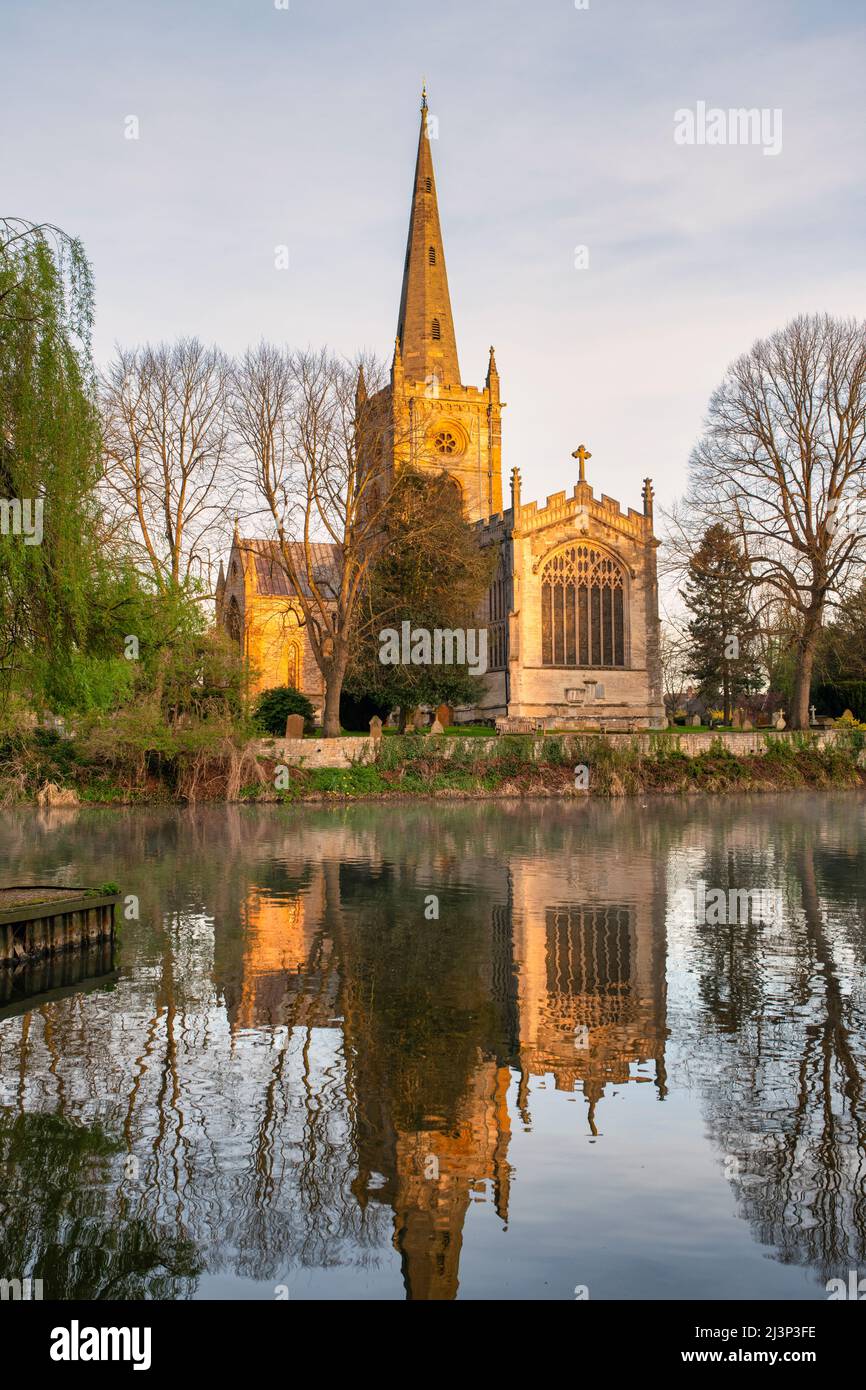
[396, 88, 461, 387]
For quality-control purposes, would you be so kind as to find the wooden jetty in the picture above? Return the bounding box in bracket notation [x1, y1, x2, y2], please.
[0, 885, 121, 966]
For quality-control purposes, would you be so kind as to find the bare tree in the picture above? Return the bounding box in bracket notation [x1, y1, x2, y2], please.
[230, 345, 399, 737]
[100, 338, 238, 593]
[658, 617, 690, 717]
[682, 315, 866, 728]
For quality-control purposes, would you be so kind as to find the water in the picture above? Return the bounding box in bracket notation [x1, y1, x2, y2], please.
[1, 793, 864, 1301]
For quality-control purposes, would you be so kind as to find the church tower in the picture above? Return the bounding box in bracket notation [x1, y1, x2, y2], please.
[385, 89, 503, 522]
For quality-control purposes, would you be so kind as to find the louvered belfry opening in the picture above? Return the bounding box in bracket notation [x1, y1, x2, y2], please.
[540, 545, 626, 667]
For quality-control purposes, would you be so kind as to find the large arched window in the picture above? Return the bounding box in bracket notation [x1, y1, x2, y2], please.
[540, 545, 626, 667]
[226, 595, 242, 645]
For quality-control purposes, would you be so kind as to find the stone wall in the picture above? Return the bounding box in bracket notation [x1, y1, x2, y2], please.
[251, 729, 859, 770]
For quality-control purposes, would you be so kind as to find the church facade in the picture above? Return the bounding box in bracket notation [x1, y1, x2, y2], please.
[219, 93, 665, 731]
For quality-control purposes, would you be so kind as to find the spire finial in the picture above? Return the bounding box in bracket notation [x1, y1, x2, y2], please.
[421, 82, 427, 111]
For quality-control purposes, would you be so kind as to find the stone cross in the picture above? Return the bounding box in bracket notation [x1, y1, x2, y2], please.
[572, 443, 592, 483]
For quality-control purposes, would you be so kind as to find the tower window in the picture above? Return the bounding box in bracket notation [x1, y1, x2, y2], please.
[428, 245, 436, 265]
[431, 318, 441, 340]
[425, 177, 432, 192]
[433, 429, 459, 456]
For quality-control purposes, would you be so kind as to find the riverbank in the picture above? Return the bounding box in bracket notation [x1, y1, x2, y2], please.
[2, 727, 864, 805]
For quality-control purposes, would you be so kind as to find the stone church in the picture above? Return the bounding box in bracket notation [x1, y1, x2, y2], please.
[218, 92, 664, 731]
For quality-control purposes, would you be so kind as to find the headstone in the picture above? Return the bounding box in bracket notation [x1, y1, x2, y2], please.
[428, 718, 444, 736]
[412, 708, 427, 731]
[435, 703, 453, 728]
[690, 713, 701, 726]
[731, 709, 742, 729]
[369, 716, 383, 740]
[285, 713, 305, 739]
[742, 719, 753, 731]
[773, 710, 786, 730]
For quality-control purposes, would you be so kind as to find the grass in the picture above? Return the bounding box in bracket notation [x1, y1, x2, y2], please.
[2, 725, 864, 806]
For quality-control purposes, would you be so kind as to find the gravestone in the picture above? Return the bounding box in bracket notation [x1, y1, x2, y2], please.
[741, 719, 753, 731]
[435, 703, 453, 728]
[773, 710, 786, 730]
[369, 715, 383, 740]
[428, 719, 444, 736]
[412, 708, 428, 731]
[690, 713, 702, 726]
[731, 709, 742, 729]
[285, 713, 305, 739]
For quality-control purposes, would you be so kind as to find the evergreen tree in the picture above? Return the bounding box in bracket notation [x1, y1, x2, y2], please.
[682, 523, 760, 723]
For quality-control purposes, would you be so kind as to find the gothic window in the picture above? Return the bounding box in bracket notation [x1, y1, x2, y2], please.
[486, 545, 512, 671]
[540, 545, 626, 668]
[226, 596, 242, 645]
[287, 644, 301, 690]
[428, 245, 436, 265]
[431, 318, 441, 340]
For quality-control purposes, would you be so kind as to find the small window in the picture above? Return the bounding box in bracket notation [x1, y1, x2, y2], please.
[428, 245, 436, 265]
[431, 318, 441, 340]
[425, 177, 432, 192]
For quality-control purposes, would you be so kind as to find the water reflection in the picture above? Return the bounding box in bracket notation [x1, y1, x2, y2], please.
[0, 795, 864, 1299]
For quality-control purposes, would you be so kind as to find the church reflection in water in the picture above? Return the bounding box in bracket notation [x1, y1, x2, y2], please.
[3, 798, 865, 1300]
[212, 808, 669, 1299]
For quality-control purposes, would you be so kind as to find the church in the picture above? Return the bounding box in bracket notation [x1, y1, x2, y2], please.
[218, 92, 665, 731]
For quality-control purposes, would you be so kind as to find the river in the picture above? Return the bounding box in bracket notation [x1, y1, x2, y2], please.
[1, 793, 864, 1300]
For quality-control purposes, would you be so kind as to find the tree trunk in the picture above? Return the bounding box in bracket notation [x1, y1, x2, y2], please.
[791, 611, 822, 730]
[321, 655, 347, 738]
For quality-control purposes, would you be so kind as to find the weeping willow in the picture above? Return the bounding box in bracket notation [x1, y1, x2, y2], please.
[0, 217, 102, 710]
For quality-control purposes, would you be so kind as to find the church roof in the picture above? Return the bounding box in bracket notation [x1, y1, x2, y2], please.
[396, 89, 461, 386]
[237, 538, 341, 600]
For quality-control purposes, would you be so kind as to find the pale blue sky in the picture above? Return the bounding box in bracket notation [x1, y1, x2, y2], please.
[4, 0, 865, 515]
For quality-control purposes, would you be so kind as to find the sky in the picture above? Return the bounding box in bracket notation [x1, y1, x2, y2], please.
[3, 0, 865, 524]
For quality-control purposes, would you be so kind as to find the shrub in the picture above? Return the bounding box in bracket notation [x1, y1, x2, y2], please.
[253, 686, 314, 736]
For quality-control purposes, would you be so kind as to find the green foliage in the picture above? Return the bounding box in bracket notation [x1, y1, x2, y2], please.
[681, 524, 761, 720]
[38, 653, 135, 715]
[813, 680, 866, 722]
[345, 469, 497, 720]
[0, 219, 102, 707]
[253, 685, 315, 735]
[309, 765, 387, 795]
